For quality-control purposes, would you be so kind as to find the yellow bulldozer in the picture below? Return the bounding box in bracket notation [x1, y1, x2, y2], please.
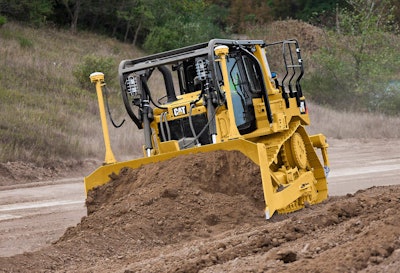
[85, 39, 330, 219]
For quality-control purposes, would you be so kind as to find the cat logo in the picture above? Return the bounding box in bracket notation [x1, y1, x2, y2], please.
[173, 106, 187, 117]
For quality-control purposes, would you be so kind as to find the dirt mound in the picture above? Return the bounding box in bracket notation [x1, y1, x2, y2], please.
[64, 150, 266, 249]
[264, 20, 325, 52]
[262, 20, 325, 73]
[0, 159, 100, 188]
[1, 150, 400, 273]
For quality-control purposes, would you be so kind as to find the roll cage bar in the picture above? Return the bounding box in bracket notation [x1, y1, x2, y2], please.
[119, 39, 273, 129]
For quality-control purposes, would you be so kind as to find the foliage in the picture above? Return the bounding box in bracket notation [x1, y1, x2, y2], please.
[116, 0, 155, 44]
[227, 0, 272, 33]
[266, 0, 348, 26]
[73, 55, 116, 90]
[0, 0, 54, 26]
[143, 0, 224, 53]
[17, 36, 33, 48]
[372, 81, 400, 115]
[0, 22, 142, 164]
[2, 0, 400, 51]
[0, 15, 6, 26]
[304, 0, 400, 115]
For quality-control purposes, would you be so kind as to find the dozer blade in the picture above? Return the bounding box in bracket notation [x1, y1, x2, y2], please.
[84, 132, 328, 219]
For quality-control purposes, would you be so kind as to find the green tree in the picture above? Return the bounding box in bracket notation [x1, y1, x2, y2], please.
[227, 0, 272, 33]
[143, 0, 224, 53]
[57, 0, 81, 33]
[73, 54, 116, 91]
[266, 0, 348, 26]
[116, 0, 155, 45]
[268, 0, 301, 19]
[0, 15, 6, 26]
[0, 0, 54, 26]
[305, 0, 400, 114]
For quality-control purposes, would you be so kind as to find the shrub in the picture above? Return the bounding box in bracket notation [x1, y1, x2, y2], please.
[18, 36, 34, 48]
[303, 0, 400, 115]
[0, 15, 7, 27]
[73, 55, 116, 91]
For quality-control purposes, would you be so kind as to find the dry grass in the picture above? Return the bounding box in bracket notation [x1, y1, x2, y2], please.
[308, 102, 400, 139]
[0, 22, 143, 164]
[0, 21, 399, 165]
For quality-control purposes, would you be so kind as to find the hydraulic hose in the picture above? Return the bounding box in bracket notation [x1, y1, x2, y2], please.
[104, 85, 125, 128]
[182, 106, 219, 149]
[188, 103, 200, 146]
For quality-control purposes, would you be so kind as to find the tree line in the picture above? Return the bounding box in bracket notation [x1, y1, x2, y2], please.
[2, 0, 399, 53]
[1, 0, 399, 114]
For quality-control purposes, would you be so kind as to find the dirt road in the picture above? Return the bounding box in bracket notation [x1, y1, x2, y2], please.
[0, 179, 86, 256]
[328, 139, 400, 195]
[0, 139, 399, 272]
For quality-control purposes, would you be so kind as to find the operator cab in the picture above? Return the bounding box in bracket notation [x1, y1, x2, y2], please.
[119, 40, 273, 153]
[225, 50, 264, 134]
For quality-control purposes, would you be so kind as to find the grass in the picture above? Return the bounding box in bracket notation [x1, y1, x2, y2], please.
[308, 102, 400, 139]
[0, 22, 143, 165]
[0, 21, 399, 165]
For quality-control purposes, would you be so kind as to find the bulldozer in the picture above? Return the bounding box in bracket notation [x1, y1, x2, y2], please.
[85, 39, 329, 219]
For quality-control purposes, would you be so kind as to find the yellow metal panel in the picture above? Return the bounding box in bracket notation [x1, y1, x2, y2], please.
[158, 140, 180, 154]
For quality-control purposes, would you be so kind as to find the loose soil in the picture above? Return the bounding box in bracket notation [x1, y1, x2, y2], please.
[0, 159, 99, 188]
[1, 150, 400, 273]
